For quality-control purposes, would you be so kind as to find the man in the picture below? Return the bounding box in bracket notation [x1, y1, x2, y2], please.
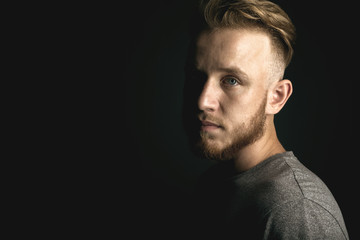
[182, 0, 349, 239]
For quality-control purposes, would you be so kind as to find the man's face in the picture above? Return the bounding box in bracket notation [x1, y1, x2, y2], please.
[184, 28, 273, 161]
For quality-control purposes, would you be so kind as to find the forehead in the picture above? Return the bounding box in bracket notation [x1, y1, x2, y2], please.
[195, 28, 272, 78]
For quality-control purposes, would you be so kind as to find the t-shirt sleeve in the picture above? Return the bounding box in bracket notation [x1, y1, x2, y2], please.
[262, 198, 348, 240]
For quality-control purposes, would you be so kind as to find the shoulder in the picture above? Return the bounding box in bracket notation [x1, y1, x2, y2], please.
[250, 152, 340, 213]
[263, 198, 349, 239]
[251, 152, 349, 239]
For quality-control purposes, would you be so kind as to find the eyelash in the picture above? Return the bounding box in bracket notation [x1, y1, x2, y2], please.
[221, 76, 240, 86]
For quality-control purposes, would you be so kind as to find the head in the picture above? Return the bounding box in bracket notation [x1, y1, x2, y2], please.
[183, 0, 296, 161]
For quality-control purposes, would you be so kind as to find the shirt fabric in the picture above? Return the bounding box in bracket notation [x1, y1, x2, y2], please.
[192, 151, 349, 239]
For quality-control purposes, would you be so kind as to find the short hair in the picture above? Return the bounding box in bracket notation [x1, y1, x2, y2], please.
[191, 0, 296, 67]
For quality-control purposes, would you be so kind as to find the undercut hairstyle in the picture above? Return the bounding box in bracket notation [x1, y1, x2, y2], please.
[190, 0, 296, 68]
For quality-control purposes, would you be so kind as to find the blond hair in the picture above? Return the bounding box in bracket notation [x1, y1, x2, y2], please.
[194, 0, 296, 67]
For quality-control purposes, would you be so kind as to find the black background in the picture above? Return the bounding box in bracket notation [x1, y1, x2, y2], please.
[7, 1, 357, 238]
[124, 0, 357, 238]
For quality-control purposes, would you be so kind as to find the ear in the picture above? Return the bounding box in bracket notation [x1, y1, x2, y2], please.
[266, 79, 293, 115]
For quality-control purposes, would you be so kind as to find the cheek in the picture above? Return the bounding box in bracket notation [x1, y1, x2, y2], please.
[221, 97, 249, 120]
[222, 96, 262, 126]
[219, 86, 266, 119]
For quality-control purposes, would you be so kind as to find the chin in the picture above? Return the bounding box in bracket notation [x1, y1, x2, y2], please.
[195, 136, 234, 161]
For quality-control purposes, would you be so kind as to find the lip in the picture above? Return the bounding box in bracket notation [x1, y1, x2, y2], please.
[200, 120, 221, 131]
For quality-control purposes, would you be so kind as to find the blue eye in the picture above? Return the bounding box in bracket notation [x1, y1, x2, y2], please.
[223, 77, 239, 86]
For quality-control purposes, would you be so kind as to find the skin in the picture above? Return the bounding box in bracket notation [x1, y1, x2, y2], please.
[193, 28, 293, 172]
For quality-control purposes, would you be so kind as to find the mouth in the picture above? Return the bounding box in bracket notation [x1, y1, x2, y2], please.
[200, 120, 221, 131]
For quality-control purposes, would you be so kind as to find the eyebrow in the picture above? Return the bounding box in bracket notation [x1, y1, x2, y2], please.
[186, 63, 251, 84]
[217, 66, 250, 82]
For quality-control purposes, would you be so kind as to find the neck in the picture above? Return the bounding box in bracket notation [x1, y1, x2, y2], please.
[233, 119, 285, 172]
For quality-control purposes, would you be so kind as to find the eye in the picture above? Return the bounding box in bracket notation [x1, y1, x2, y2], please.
[222, 77, 239, 86]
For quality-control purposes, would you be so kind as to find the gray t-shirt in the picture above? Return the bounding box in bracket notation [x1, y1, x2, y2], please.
[192, 151, 349, 239]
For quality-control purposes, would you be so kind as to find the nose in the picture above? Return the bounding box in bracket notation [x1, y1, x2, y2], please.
[198, 80, 219, 112]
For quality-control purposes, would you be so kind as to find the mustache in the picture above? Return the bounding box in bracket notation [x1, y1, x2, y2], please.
[198, 113, 225, 128]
